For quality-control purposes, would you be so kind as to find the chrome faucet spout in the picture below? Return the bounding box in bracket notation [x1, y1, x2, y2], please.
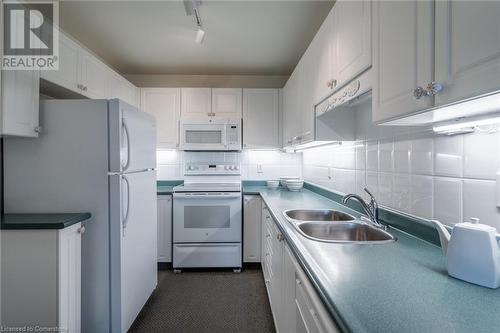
[342, 189, 383, 228]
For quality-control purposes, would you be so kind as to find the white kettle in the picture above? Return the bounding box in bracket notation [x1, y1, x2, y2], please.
[431, 218, 500, 288]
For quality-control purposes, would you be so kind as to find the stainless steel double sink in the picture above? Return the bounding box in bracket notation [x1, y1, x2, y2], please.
[283, 209, 396, 244]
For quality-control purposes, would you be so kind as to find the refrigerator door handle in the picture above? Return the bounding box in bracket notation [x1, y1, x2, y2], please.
[121, 175, 131, 236]
[121, 118, 131, 172]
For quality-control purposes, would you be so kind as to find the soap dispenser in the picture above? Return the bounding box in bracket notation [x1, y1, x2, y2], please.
[431, 218, 500, 288]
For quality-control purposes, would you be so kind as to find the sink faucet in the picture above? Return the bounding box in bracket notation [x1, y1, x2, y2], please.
[342, 188, 384, 228]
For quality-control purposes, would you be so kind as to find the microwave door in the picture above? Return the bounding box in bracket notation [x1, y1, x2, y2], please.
[181, 125, 227, 150]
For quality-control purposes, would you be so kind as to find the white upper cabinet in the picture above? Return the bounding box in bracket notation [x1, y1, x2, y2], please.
[373, 0, 500, 123]
[79, 49, 108, 99]
[1, 70, 40, 137]
[333, 0, 372, 87]
[372, 0, 434, 123]
[282, 64, 301, 147]
[212, 88, 242, 118]
[181, 88, 212, 118]
[141, 88, 181, 149]
[41, 33, 80, 93]
[309, 8, 335, 105]
[243, 89, 280, 149]
[107, 71, 139, 107]
[434, 0, 500, 106]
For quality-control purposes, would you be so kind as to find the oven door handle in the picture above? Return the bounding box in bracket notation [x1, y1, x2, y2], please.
[173, 192, 241, 199]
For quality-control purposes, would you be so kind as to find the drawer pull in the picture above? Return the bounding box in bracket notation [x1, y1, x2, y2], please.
[78, 226, 86, 234]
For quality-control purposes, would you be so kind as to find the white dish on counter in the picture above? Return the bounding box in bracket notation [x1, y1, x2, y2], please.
[286, 179, 304, 191]
[280, 176, 300, 187]
[267, 180, 280, 190]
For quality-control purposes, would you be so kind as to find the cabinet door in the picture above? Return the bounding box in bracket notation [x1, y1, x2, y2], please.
[243, 89, 280, 149]
[372, 0, 434, 123]
[435, 0, 500, 106]
[310, 8, 335, 104]
[58, 223, 83, 333]
[333, 0, 372, 87]
[270, 222, 284, 331]
[157, 195, 173, 262]
[1, 69, 40, 137]
[108, 71, 139, 108]
[283, 66, 301, 147]
[282, 244, 297, 333]
[41, 32, 80, 93]
[181, 88, 212, 117]
[79, 50, 108, 99]
[141, 88, 181, 149]
[212, 88, 242, 118]
[243, 195, 262, 262]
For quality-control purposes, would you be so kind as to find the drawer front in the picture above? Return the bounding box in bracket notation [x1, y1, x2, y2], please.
[173, 243, 241, 268]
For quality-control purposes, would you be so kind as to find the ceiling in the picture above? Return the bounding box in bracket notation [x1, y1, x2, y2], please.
[59, 1, 333, 76]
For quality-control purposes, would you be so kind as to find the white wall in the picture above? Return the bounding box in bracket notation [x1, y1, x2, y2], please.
[302, 103, 500, 230]
[156, 150, 302, 181]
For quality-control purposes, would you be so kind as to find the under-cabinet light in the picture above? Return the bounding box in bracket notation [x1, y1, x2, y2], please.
[293, 141, 342, 152]
[433, 115, 500, 135]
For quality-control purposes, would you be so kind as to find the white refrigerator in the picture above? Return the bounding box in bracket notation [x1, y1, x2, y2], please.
[4, 99, 158, 333]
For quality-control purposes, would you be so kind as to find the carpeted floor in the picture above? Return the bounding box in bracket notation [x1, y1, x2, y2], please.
[128, 267, 276, 333]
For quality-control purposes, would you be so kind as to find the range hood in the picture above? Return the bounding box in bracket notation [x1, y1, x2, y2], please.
[380, 90, 500, 127]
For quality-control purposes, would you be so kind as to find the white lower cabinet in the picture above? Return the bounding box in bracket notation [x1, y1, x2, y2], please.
[243, 195, 262, 262]
[1, 223, 84, 332]
[261, 203, 339, 333]
[157, 195, 173, 262]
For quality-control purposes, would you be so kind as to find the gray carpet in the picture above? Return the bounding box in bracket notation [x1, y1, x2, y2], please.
[128, 267, 276, 333]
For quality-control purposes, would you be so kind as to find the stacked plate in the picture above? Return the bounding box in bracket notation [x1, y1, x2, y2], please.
[285, 179, 304, 191]
[280, 176, 304, 191]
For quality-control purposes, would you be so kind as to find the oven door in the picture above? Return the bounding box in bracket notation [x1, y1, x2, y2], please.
[173, 192, 242, 242]
[179, 123, 228, 151]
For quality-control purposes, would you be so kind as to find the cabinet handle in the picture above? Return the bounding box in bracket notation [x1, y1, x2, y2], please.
[34, 126, 42, 133]
[83, 86, 88, 92]
[277, 234, 284, 242]
[413, 86, 428, 100]
[426, 81, 444, 96]
[332, 79, 337, 88]
[296, 278, 302, 285]
[78, 226, 86, 234]
[265, 279, 270, 284]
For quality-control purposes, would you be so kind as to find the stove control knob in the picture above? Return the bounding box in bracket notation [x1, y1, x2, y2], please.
[235, 166, 240, 170]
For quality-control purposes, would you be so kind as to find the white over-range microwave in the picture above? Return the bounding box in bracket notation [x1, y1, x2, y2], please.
[179, 118, 242, 151]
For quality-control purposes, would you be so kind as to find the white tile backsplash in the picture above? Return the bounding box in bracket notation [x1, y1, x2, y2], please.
[378, 172, 393, 206]
[410, 138, 434, 175]
[434, 135, 463, 177]
[156, 150, 302, 181]
[463, 131, 499, 180]
[355, 143, 366, 170]
[434, 177, 462, 226]
[463, 179, 499, 229]
[393, 140, 411, 174]
[392, 173, 411, 213]
[410, 175, 433, 219]
[302, 128, 500, 230]
[366, 142, 379, 171]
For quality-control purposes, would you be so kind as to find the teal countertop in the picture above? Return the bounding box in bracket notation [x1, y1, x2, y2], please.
[157, 180, 183, 195]
[244, 186, 500, 333]
[1, 213, 91, 230]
